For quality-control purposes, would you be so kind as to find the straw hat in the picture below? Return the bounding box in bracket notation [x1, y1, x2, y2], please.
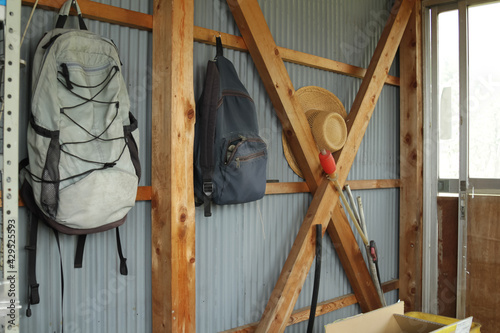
[282, 86, 347, 178]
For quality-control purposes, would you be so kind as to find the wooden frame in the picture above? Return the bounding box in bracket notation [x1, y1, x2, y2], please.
[19, 0, 425, 331]
[227, 0, 415, 331]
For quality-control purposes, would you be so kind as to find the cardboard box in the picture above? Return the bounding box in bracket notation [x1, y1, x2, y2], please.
[324, 302, 473, 333]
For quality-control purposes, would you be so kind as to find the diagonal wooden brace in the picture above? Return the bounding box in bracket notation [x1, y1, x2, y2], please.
[228, 0, 415, 331]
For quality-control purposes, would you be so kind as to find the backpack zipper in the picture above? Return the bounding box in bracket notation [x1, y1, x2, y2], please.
[235, 151, 266, 168]
[64, 62, 112, 72]
[34, 31, 121, 97]
[217, 90, 254, 108]
[225, 136, 265, 166]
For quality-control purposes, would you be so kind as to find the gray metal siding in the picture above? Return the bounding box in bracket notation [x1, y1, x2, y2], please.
[194, 0, 400, 332]
[14, 0, 399, 332]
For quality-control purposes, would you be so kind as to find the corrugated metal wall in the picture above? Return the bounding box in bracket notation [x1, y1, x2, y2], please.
[194, 0, 400, 332]
[14, 0, 400, 332]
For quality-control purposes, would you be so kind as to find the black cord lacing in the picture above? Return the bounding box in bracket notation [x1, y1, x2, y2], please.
[28, 63, 129, 185]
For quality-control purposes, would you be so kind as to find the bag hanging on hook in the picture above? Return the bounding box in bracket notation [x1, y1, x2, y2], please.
[194, 37, 268, 217]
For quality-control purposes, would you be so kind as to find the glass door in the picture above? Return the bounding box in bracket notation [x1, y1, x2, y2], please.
[463, 3, 500, 330]
[425, 1, 500, 326]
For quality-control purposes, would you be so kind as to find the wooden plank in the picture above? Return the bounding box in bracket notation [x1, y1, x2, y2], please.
[2, 186, 152, 208]
[2, 178, 400, 208]
[22, 1, 399, 86]
[264, 179, 401, 194]
[228, 0, 414, 330]
[279, 47, 400, 87]
[192, 27, 400, 86]
[326, 0, 414, 313]
[221, 279, 400, 333]
[399, 0, 423, 313]
[151, 0, 196, 331]
[136, 186, 152, 201]
[227, 0, 325, 193]
[346, 179, 402, 190]
[225, 0, 379, 328]
[467, 196, 500, 332]
[253, 178, 336, 332]
[22, 0, 153, 31]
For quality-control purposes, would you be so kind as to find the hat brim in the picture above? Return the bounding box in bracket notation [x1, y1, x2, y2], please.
[282, 86, 347, 179]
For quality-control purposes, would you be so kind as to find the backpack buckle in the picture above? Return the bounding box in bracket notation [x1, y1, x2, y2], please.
[203, 182, 213, 197]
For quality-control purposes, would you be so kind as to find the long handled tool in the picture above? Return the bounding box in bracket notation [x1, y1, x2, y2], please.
[353, 191, 386, 307]
[319, 150, 386, 306]
[318, 150, 368, 245]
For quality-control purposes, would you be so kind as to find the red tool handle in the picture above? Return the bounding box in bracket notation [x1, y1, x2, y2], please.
[319, 150, 336, 175]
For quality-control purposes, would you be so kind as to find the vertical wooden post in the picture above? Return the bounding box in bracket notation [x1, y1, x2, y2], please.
[399, 0, 423, 312]
[152, 0, 196, 331]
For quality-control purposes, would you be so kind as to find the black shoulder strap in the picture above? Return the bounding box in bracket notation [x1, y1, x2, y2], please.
[116, 228, 128, 275]
[52, 229, 65, 332]
[199, 59, 220, 217]
[55, 0, 87, 30]
[74, 235, 87, 268]
[216, 36, 223, 58]
[25, 213, 40, 317]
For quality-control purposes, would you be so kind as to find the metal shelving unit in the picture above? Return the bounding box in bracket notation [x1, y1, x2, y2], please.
[1, 0, 21, 331]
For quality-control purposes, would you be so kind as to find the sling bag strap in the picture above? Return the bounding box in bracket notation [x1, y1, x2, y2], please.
[199, 52, 221, 217]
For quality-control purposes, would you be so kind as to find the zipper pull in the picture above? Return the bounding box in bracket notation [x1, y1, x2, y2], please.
[236, 157, 240, 168]
[225, 144, 236, 164]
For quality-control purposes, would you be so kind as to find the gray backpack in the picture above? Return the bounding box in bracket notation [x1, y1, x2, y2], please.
[20, 0, 141, 316]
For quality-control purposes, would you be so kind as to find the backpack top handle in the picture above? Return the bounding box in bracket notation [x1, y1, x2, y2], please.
[55, 0, 87, 30]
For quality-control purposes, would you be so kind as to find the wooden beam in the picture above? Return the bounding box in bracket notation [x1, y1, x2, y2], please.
[399, 0, 424, 312]
[227, 0, 323, 193]
[278, 47, 400, 87]
[255, 178, 346, 333]
[5, 178, 400, 209]
[228, 0, 414, 331]
[265, 179, 401, 195]
[326, 0, 415, 312]
[221, 280, 400, 333]
[22, 0, 153, 30]
[151, 0, 195, 331]
[22, 1, 400, 86]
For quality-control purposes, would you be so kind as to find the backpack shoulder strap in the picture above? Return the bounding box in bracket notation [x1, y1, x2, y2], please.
[74, 234, 87, 268]
[25, 213, 40, 317]
[199, 59, 220, 217]
[115, 228, 128, 275]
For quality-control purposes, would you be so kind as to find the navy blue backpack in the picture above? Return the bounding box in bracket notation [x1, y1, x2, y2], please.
[194, 37, 267, 217]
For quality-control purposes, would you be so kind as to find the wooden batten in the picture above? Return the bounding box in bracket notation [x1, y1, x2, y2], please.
[151, 0, 196, 331]
[222, 280, 399, 333]
[21, 0, 153, 30]
[399, 0, 424, 312]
